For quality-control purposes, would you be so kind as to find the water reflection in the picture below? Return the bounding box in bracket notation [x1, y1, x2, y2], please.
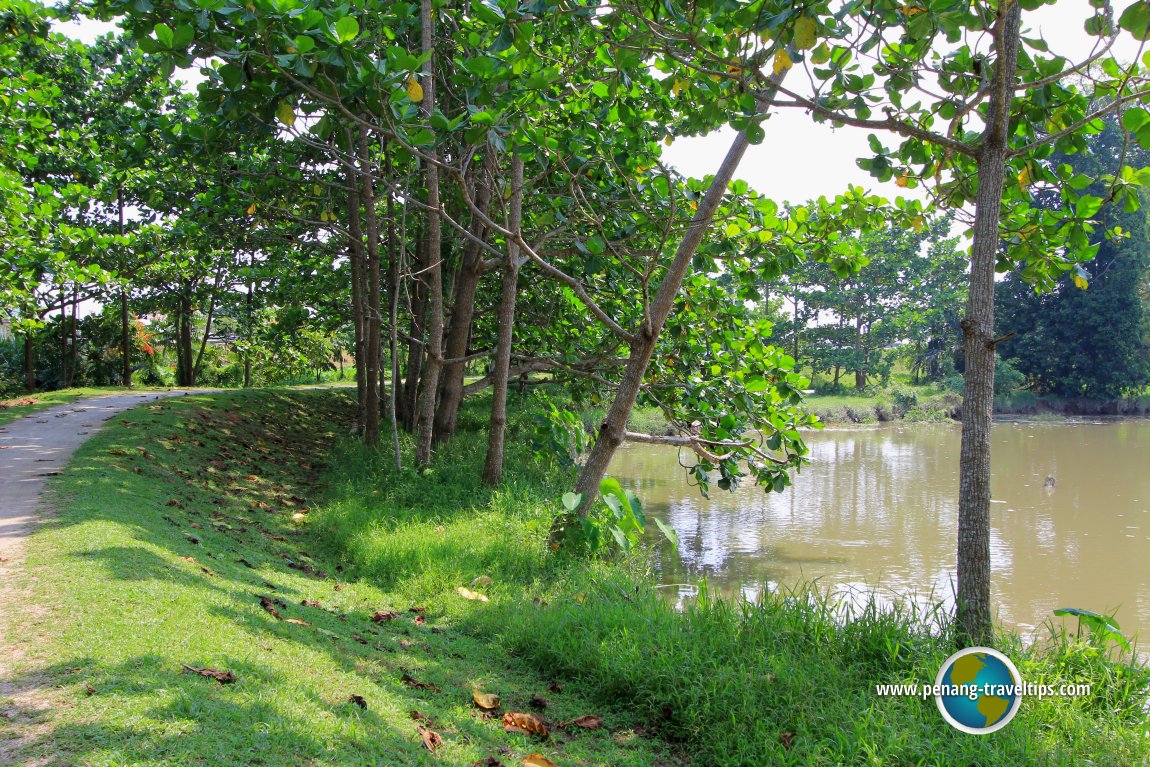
[610, 420, 1150, 642]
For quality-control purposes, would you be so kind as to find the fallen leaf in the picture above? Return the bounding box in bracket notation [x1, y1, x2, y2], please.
[301, 599, 323, 608]
[779, 730, 796, 750]
[458, 587, 489, 602]
[548, 681, 562, 694]
[409, 606, 427, 613]
[284, 618, 312, 626]
[352, 633, 368, 644]
[182, 664, 237, 684]
[502, 712, 548, 738]
[371, 610, 399, 623]
[85, 683, 96, 695]
[414, 615, 427, 626]
[259, 596, 283, 620]
[529, 694, 548, 711]
[471, 575, 493, 588]
[567, 714, 602, 730]
[522, 755, 558, 767]
[472, 758, 505, 767]
[401, 671, 441, 693]
[411, 709, 435, 725]
[418, 726, 444, 753]
[472, 689, 501, 711]
[348, 694, 367, 709]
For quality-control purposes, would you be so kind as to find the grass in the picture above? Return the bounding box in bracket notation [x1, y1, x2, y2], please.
[0, 386, 172, 426]
[2, 390, 672, 767]
[4, 389, 1147, 767]
[314, 399, 1150, 767]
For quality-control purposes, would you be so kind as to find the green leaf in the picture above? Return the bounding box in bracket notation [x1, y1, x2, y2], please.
[294, 35, 315, 53]
[153, 23, 174, 48]
[745, 377, 769, 393]
[1119, 0, 1150, 40]
[333, 16, 359, 43]
[653, 517, 678, 549]
[561, 492, 583, 512]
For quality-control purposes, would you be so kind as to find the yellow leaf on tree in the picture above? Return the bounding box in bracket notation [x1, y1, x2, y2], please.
[276, 101, 296, 127]
[793, 17, 817, 50]
[773, 49, 793, 76]
[910, 215, 924, 232]
[1073, 274, 1089, 290]
[896, 174, 909, 188]
[901, 4, 926, 16]
[1017, 164, 1032, 192]
[406, 75, 424, 103]
[671, 78, 685, 96]
[246, 203, 257, 215]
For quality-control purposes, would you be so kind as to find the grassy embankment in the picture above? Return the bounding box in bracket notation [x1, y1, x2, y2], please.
[3, 390, 1147, 766]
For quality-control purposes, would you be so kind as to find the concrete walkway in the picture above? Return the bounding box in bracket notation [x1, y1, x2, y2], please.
[0, 391, 200, 561]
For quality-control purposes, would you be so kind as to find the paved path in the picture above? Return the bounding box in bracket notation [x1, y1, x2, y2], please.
[0, 391, 201, 561]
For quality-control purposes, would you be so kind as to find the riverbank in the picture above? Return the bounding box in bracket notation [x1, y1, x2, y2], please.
[2, 390, 1146, 765]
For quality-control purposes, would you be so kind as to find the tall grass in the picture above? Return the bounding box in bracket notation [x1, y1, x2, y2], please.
[310, 399, 1150, 767]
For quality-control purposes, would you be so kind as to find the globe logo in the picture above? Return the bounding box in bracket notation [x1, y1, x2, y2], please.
[934, 647, 1022, 734]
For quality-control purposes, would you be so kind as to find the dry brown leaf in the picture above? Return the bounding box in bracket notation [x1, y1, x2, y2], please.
[457, 586, 490, 602]
[472, 690, 501, 711]
[284, 618, 311, 626]
[371, 610, 399, 623]
[418, 726, 444, 753]
[522, 755, 559, 767]
[779, 730, 796, 750]
[259, 596, 282, 620]
[348, 694, 367, 709]
[410, 709, 435, 725]
[401, 671, 441, 693]
[413, 614, 427, 626]
[502, 712, 548, 738]
[568, 714, 602, 730]
[471, 758, 505, 767]
[529, 694, 548, 711]
[181, 664, 237, 684]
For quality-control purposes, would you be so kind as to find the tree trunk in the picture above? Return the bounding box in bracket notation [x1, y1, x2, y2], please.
[400, 236, 427, 431]
[23, 333, 34, 393]
[192, 265, 223, 383]
[358, 125, 383, 447]
[177, 283, 195, 387]
[567, 73, 786, 516]
[854, 314, 866, 389]
[243, 253, 254, 388]
[956, 0, 1021, 647]
[119, 188, 131, 388]
[435, 145, 496, 444]
[482, 155, 524, 485]
[58, 286, 67, 388]
[68, 287, 78, 388]
[347, 158, 369, 433]
[386, 146, 402, 470]
[414, 0, 444, 469]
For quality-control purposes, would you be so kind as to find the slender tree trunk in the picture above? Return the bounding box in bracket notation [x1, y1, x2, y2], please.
[482, 155, 524, 485]
[23, 333, 34, 393]
[58, 286, 67, 388]
[243, 253, 254, 388]
[358, 126, 383, 447]
[435, 144, 496, 444]
[68, 287, 78, 387]
[386, 146, 402, 470]
[400, 236, 427, 431]
[347, 160, 368, 432]
[567, 73, 787, 515]
[177, 283, 195, 387]
[854, 314, 866, 389]
[119, 188, 131, 388]
[414, 0, 444, 468]
[956, 0, 1021, 647]
[192, 265, 223, 383]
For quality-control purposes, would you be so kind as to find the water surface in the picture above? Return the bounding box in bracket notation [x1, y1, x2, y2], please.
[610, 420, 1150, 642]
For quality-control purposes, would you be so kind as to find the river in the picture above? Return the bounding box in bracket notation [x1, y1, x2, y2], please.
[610, 419, 1150, 644]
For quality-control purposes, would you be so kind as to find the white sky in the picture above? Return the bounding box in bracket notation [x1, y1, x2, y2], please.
[57, 1, 1143, 206]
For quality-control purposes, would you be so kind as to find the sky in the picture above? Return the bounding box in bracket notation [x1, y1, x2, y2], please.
[56, 0, 1144, 207]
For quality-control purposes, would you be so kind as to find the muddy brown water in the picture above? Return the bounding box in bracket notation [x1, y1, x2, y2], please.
[609, 419, 1150, 644]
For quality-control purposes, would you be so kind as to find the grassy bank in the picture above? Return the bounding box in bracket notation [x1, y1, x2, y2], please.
[4, 390, 1147, 766]
[314, 401, 1149, 766]
[1, 390, 670, 767]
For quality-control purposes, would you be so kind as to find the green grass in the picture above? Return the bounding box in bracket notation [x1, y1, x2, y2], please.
[313, 400, 1150, 767]
[2, 390, 672, 767]
[0, 386, 172, 426]
[5, 390, 1147, 767]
